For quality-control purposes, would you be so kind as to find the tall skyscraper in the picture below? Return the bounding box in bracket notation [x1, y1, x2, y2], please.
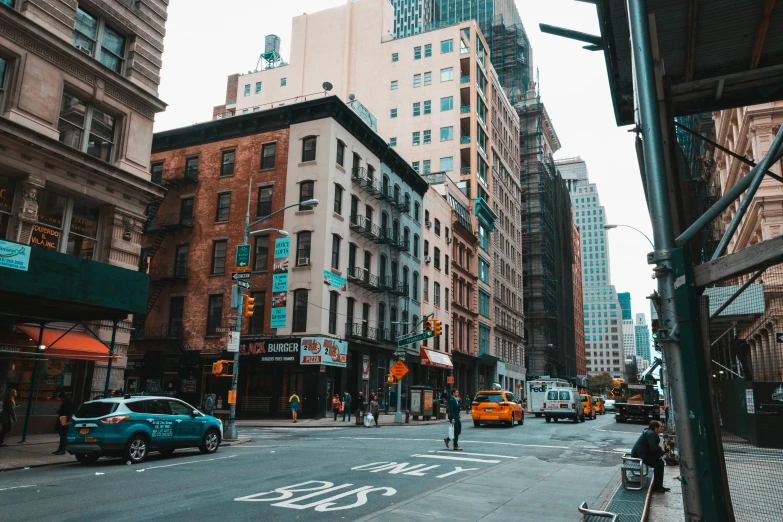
[635, 313, 652, 362]
[391, 0, 440, 38]
[618, 292, 632, 320]
[558, 157, 625, 379]
[618, 291, 636, 358]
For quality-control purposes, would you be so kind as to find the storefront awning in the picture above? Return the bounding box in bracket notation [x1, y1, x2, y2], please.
[420, 348, 453, 369]
[16, 325, 117, 362]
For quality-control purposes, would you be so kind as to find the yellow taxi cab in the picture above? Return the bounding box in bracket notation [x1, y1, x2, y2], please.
[471, 390, 524, 428]
[592, 396, 606, 415]
[580, 393, 597, 420]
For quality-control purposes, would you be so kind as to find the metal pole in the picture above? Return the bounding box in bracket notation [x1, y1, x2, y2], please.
[394, 361, 403, 424]
[225, 176, 252, 441]
[627, 1, 729, 520]
[20, 323, 45, 443]
[103, 320, 118, 398]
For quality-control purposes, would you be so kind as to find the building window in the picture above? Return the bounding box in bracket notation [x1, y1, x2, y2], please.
[390, 137, 397, 147]
[440, 126, 454, 141]
[414, 74, 421, 87]
[293, 289, 308, 332]
[440, 67, 454, 82]
[391, 80, 398, 90]
[423, 100, 431, 114]
[424, 43, 432, 57]
[281, 78, 287, 86]
[331, 234, 341, 269]
[412, 161, 420, 173]
[478, 256, 490, 283]
[445, 288, 449, 311]
[58, 93, 116, 162]
[423, 276, 429, 301]
[211, 240, 227, 274]
[255, 82, 262, 94]
[261, 143, 276, 169]
[333, 184, 343, 215]
[424, 71, 432, 85]
[479, 289, 490, 317]
[257, 186, 273, 217]
[206, 295, 223, 335]
[434, 282, 441, 307]
[478, 223, 489, 251]
[302, 136, 317, 162]
[423, 130, 431, 144]
[254, 234, 269, 271]
[414, 202, 420, 222]
[150, 162, 163, 184]
[243, 84, 250, 96]
[168, 296, 184, 337]
[390, 108, 398, 119]
[413, 102, 420, 116]
[73, 7, 126, 73]
[445, 254, 449, 274]
[439, 156, 453, 172]
[179, 198, 194, 226]
[413, 132, 420, 146]
[248, 291, 266, 334]
[221, 150, 235, 177]
[434, 219, 441, 236]
[413, 234, 420, 258]
[413, 271, 419, 300]
[328, 291, 339, 334]
[296, 231, 311, 265]
[440, 96, 454, 111]
[414, 46, 421, 60]
[423, 160, 431, 173]
[392, 52, 399, 62]
[479, 323, 491, 354]
[215, 192, 231, 222]
[299, 181, 315, 210]
[441, 39, 454, 53]
[434, 247, 440, 269]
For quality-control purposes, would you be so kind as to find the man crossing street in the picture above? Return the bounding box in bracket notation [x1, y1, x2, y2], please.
[444, 389, 462, 451]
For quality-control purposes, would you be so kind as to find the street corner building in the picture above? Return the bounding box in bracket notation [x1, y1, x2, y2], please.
[0, 0, 169, 434]
[133, 96, 443, 420]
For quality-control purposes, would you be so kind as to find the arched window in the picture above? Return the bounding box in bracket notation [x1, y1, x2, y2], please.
[413, 271, 419, 300]
[402, 310, 409, 335]
[391, 307, 398, 338]
[393, 219, 400, 243]
[391, 261, 398, 287]
[383, 175, 390, 198]
[378, 302, 386, 335]
[414, 201, 420, 221]
[302, 136, 317, 162]
[380, 254, 388, 281]
[403, 266, 409, 296]
[403, 227, 410, 250]
[381, 212, 389, 239]
[394, 184, 401, 204]
[404, 193, 411, 213]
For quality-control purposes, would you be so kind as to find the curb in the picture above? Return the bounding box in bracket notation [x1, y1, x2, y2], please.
[235, 421, 448, 429]
[0, 460, 72, 474]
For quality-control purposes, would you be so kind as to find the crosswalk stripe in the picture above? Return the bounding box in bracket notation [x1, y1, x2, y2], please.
[411, 453, 501, 463]
[433, 450, 517, 459]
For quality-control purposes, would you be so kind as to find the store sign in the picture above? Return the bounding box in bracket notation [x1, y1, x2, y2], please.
[227, 331, 240, 353]
[0, 175, 14, 213]
[0, 239, 31, 272]
[300, 337, 348, 367]
[30, 224, 60, 250]
[240, 338, 300, 363]
[271, 237, 290, 329]
[323, 270, 347, 291]
[362, 355, 371, 380]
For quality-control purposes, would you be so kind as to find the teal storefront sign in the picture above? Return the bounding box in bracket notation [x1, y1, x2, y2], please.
[0, 239, 31, 272]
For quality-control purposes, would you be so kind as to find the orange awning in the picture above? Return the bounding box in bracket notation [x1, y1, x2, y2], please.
[420, 348, 453, 369]
[16, 326, 117, 362]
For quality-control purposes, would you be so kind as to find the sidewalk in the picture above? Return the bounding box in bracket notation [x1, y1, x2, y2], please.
[0, 434, 251, 473]
[648, 465, 685, 521]
[233, 412, 448, 429]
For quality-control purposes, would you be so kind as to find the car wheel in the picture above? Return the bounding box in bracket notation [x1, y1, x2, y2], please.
[473, 420, 480, 428]
[553, 417, 559, 422]
[545, 416, 551, 423]
[75, 453, 99, 465]
[199, 429, 221, 454]
[519, 415, 524, 426]
[507, 419, 514, 428]
[125, 435, 148, 464]
[573, 415, 580, 423]
[534, 413, 542, 418]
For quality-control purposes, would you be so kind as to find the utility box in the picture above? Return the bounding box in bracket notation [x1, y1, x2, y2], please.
[409, 385, 434, 420]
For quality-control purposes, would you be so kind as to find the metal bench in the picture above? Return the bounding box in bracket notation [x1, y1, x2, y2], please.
[578, 502, 618, 522]
[621, 454, 649, 491]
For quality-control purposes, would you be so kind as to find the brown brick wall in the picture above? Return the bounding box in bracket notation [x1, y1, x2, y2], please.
[225, 73, 239, 105]
[144, 128, 291, 353]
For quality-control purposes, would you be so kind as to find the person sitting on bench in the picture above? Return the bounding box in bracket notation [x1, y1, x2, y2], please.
[631, 420, 670, 493]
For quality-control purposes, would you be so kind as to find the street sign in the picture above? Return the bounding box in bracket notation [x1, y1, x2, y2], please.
[228, 390, 237, 405]
[397, 331, 433, 347]
[215, 327, 234, 333]
[390, 360, 409, 380]
[227, 318, 237, 325]
[447, 376, 454, 384]
[777, 333, 783, 343]
[227, 331, 240, 352]
[232, 272, 251, 281]
[236, 244, 251, 270]
[237, 280, 251, 289]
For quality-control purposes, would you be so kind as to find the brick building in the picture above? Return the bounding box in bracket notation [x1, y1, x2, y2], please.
[573, 221, 586, 377]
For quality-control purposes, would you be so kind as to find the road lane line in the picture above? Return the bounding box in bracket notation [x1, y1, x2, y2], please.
[135, 454, 237, 472]
[411, 454, 501, 463]
[433, 450, 518, 459]
[0, 485, 36, 492]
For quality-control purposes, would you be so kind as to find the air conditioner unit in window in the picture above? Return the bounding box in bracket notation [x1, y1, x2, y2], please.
[425, 221, 432, 228]
[298, 257, 310, 266]
[76, 45, 92, 55]
[424, 256, 432, 263]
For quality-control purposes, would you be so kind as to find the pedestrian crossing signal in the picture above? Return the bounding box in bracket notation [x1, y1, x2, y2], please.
[212, 361, 223, 374]
[386, 373, 397, 384]
[212, 360, 235, 377]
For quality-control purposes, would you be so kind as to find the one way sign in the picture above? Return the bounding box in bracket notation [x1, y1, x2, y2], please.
[776, 332, 783, 343]
[232, 272, 251, 281]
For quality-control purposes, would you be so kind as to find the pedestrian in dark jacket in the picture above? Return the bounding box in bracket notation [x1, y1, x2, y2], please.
[444, 389, 463, 451]
[631, 420, 669, 493]
[369, 395, 380, 427]
[0, 389, 18, 447]
[342, 390, 352, 422]
[53, 392, 74, 455]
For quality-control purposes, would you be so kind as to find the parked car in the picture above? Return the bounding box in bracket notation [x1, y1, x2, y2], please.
[580, 394, 596, 420]
[66, 396, 223, 464]
[604, 398, 616, 411]
[592, 396, 606, 415]
[543, 389, 584, 423]
[471, 390, 524, 427]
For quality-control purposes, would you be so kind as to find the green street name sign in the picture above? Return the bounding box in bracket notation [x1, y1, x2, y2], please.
[397, 331, 433, 347]
[235, 244, 251, 269]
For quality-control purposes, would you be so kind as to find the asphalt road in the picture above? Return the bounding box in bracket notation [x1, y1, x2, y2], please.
[0, 413, 645, 521]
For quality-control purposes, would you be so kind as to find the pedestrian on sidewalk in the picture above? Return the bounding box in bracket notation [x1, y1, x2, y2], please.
[332, 394, 341, 421]
[631, 420, 670, 493]
[342, 390, 352, 422]
[204, 393, 215, 417]
[355, 392, 365, 425]
[289, 391, 300, 423]
[53, 392, 74, 455]
[444, 389, 462, 451]
[369, 395, 380, 427]
[0, 389, 18, 447]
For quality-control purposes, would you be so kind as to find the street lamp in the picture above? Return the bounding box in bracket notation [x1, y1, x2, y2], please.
[603, 224, 655, 249]
[223, 182, 318, 441]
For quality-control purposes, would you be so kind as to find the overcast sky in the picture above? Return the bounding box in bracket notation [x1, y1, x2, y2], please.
[156, 0, 656, 322]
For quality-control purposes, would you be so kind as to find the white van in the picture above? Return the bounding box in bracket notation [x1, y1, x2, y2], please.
[543, 389, 584, 423]
[526, 379, 571, 417]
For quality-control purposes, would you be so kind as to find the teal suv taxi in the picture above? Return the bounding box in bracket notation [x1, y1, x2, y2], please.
[66, 396, 223, 464]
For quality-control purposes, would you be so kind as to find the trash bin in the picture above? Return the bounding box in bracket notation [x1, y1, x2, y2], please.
[438, 402, 447, 420]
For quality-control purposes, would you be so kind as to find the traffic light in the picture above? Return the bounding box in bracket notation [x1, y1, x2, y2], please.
[433, 320, 442, 337]
[651, 318, 660, 340]
[243, 296, 256, 318]
[212, 361, 224, 375]
[425, 319, 435, 336]
[386, 373, 397, 384]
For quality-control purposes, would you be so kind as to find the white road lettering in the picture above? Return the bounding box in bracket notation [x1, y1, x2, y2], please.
[351, 462, 388, 471]
[403, 465, 441, 476]
[436, 466, 479, 478]
[313, 486, 396, 512]
[370, 463, 432, 474]
[434, 450, 518, 459]
[272, 484, 358, 509]
[235, 480, 334, 502]
[411, 453, 501, 463]
[235, 480, 397, 512]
